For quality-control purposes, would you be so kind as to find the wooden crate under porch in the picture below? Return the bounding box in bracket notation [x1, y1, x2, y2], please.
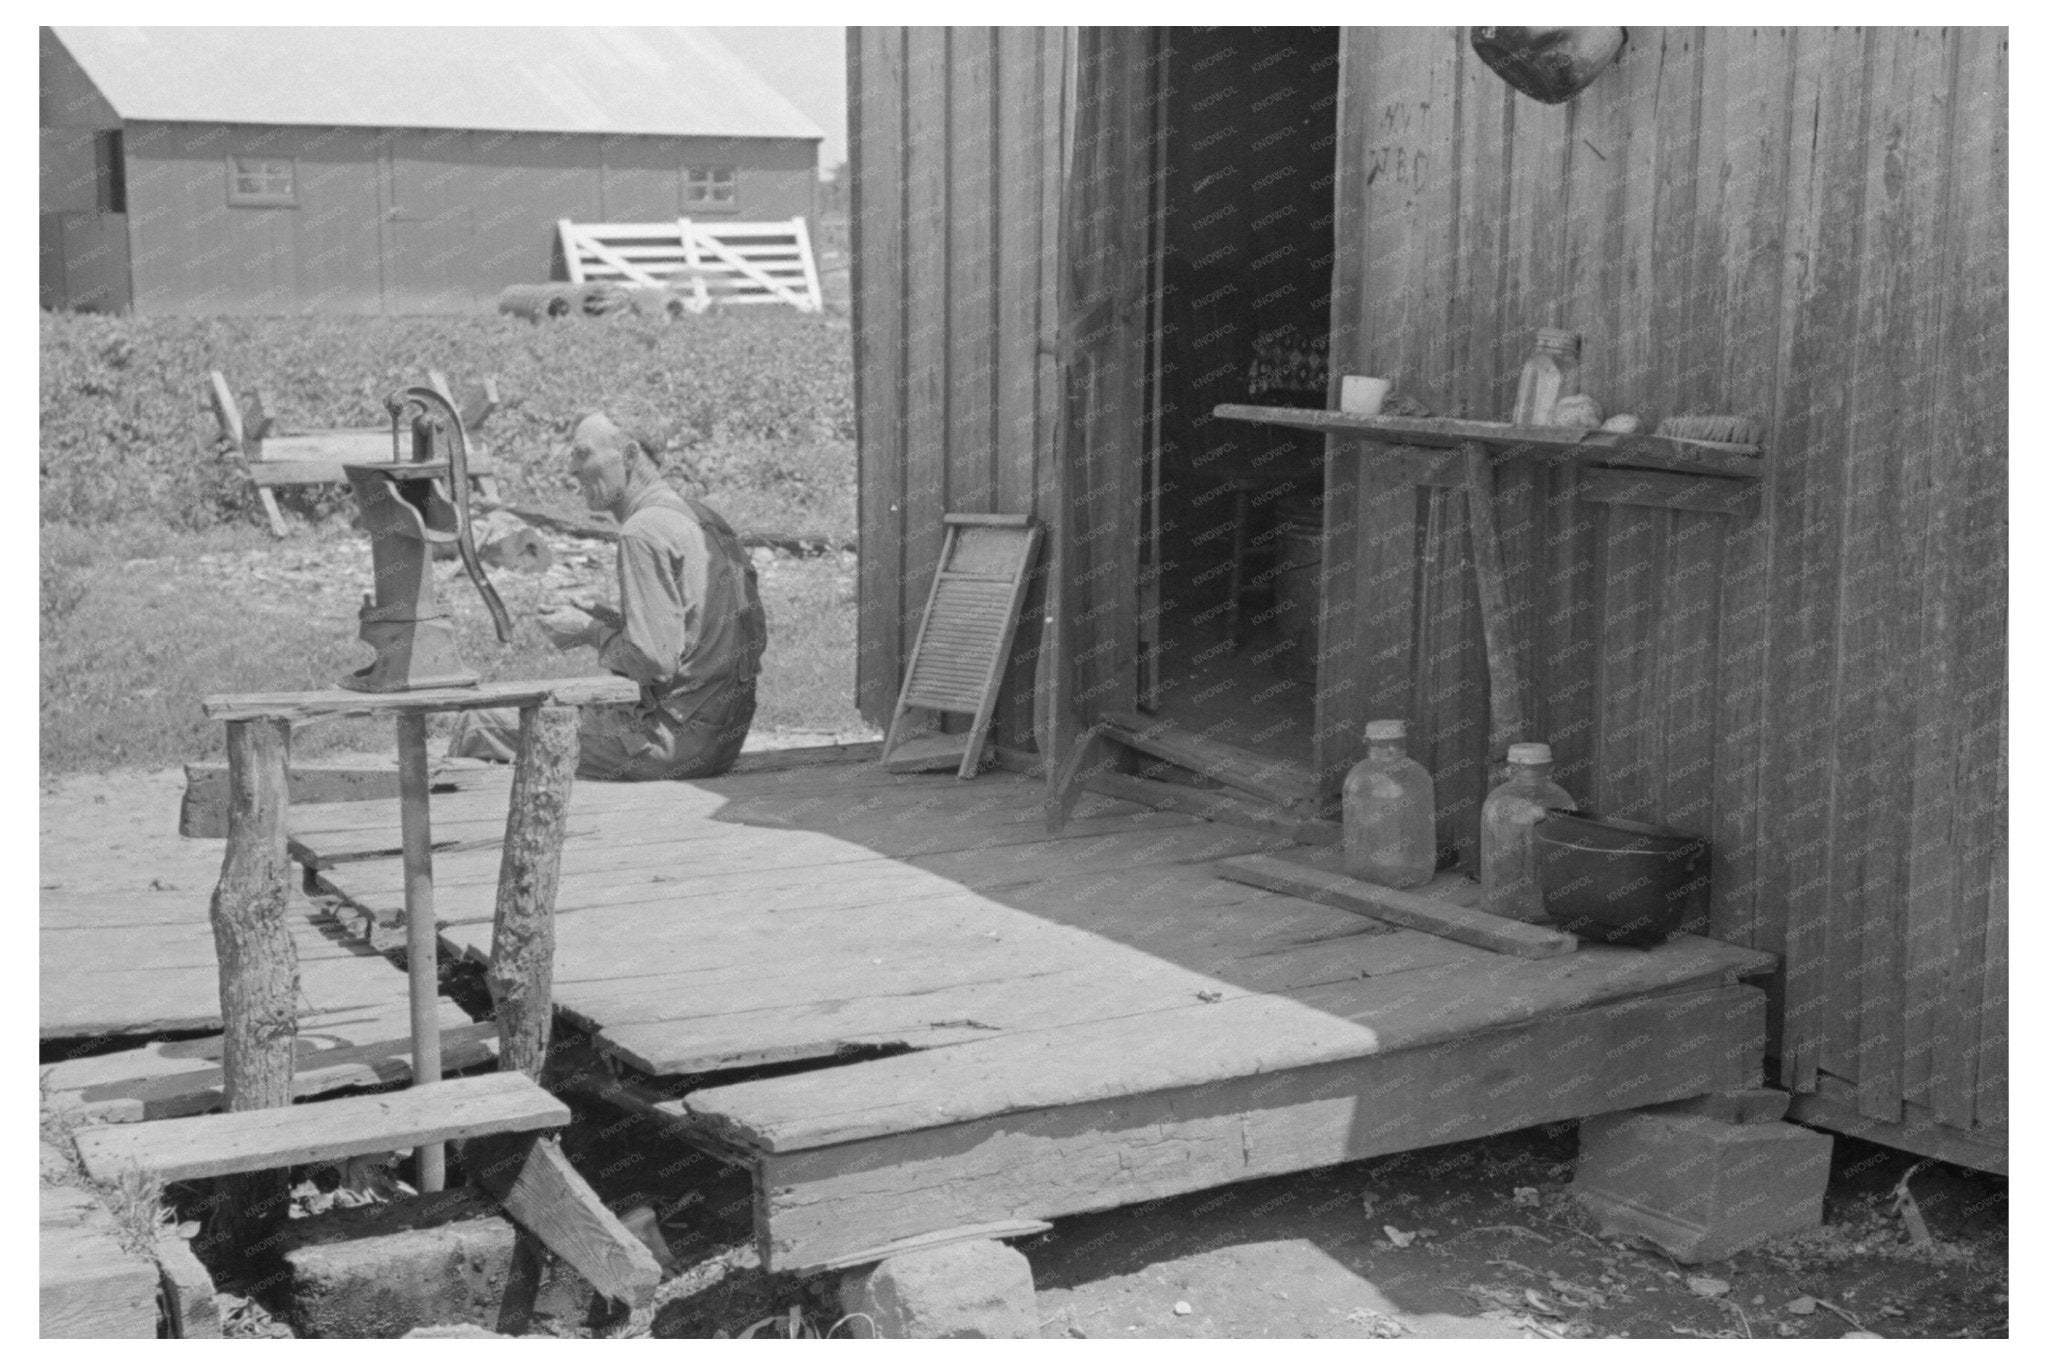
[294, 759, 1774, 1274]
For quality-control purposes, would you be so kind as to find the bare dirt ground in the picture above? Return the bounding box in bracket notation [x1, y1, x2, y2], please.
[40, 768, 2008, 1339]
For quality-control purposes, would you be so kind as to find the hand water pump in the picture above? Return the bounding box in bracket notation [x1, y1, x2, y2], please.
[338, 386, 514, 692]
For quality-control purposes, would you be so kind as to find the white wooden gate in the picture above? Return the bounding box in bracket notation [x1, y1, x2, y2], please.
[556, 217, 823, 312]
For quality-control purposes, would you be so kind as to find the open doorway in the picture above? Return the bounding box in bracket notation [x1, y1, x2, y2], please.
[1138, 27, 1342, 768]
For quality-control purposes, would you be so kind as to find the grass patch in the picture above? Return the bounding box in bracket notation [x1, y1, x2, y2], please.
[41, 522, 869, 775]
[41, 310, 854, 530]
[42, 310, 868, 774]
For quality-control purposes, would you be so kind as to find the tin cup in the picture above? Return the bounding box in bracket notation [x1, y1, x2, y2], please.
[1339, 375, 1392, 416]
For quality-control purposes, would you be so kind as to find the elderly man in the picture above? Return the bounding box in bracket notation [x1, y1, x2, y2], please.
[452, 410, 767, 780]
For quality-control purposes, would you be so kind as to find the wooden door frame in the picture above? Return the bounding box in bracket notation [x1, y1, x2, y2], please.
[1041, 25, 1163, 790]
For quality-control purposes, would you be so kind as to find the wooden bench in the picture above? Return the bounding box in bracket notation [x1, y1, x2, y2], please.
[72, 1070, 658, 1308]
[207, 369, 504, 537]
[73, 1070, 566, 1184]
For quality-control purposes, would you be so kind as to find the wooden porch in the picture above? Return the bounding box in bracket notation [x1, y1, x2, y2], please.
[292, 753, 1773, 1274]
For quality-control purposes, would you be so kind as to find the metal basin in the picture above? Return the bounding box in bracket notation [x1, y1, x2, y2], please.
[1533, 810, 1710, 947]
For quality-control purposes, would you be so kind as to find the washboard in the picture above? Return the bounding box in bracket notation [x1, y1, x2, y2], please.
[880, 514, 1042, 778]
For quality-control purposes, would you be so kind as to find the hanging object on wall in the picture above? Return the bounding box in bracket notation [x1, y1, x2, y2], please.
[1469, 28, 1626, 105]
[1247, 324, 1329, 399]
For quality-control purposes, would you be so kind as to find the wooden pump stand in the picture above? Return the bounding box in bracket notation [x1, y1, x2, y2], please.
[201, 678, 636, 1201]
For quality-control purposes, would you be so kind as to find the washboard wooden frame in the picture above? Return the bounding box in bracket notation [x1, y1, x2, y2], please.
[879, 513, 1043, 779]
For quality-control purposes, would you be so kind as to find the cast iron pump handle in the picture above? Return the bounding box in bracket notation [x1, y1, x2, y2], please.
[385, 385, 515, 644]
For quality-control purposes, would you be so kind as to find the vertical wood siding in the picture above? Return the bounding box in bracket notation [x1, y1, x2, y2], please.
[112, 122, 816, 315]
[849, 27, 1071, 744]
[1326, 26, 2006, 1141]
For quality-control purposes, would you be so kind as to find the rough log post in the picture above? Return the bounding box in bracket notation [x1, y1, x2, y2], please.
[488, 705, 578, 1077]
[207, 716, 298, 1250]
[396, 712, 445, 1193]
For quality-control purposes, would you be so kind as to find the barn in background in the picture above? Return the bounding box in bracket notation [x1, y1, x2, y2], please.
[848, 27, 2007, 1173]
[39, 26, 823, 315]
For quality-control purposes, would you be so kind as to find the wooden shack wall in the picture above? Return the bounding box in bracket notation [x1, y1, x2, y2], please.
[1324, 26, 2006, 1155]
[848, 27, 1070, 745]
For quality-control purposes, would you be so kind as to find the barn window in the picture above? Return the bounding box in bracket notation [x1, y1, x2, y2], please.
[685, 165, 737, 210]
[227, 154, 297, 207]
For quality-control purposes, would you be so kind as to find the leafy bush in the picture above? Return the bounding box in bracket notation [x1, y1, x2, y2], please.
[40, 311, 856, 531]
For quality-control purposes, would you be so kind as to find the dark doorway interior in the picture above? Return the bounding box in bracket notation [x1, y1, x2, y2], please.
[1141, 26, 1341, 766]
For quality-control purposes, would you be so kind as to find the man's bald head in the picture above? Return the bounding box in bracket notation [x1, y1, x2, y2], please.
[568, 410, 663, 519]
[575, 399, 670, 465]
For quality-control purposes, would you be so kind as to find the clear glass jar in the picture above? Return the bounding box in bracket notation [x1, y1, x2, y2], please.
[1480, 741, 1576, 920]
[1512, 328, 1581, 426]
[1342, 720, 1437, 889]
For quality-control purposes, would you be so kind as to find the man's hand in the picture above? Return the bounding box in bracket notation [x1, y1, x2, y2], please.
[571, 597, 626, 630]
[537, 606, 606, 652]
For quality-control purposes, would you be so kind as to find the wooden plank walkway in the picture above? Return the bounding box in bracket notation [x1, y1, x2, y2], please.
[40, 1144, 159, 1338]
[294, 759, 1778, 1273]
[39, 766, 494, 1119]
[43, 1001, 498, 1124]
[42, 891, 429, 1038]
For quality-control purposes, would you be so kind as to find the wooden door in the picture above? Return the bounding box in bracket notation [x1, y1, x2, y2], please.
[1040, 27, 1164, 794]
[381, 131, 478, 314]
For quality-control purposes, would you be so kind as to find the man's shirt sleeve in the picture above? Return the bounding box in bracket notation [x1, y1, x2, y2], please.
[597, 527, 688, 685]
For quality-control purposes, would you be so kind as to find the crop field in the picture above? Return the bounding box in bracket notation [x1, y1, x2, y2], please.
[40, 309, 867, 773]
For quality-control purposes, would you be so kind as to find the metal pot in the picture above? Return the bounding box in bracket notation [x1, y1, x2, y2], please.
[1470, 28, 1627, 105]
[1533, 810, 1709, 947]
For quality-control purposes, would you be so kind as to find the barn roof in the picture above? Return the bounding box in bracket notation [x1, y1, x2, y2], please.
[48, 27, 825, 141]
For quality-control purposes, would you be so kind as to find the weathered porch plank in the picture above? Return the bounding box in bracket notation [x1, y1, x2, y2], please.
[182, 757, 498, 838]
[41, 1005, 497, 1124]
[40, 897, 419, 1040]
[40, 1178, 161, 1338]
[201, 676, 638, 722]
[682, 937, 1773, 1152]
[314, 804, 1241, 930]
[75, 1071, 568, 1183]
[291, 774, 1150, 868]
[586, 918, 1464, 1077]
[1085, 771, 1342, 844]
[1098, 710, 1324, 809]
[466, 1135, 661, 1309]
[742, 984, 1766, 1272]
[1214, 853, 1578, 958]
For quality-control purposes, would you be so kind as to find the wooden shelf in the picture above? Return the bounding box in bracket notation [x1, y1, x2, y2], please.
[1244, 387, 1330, 407]
[1212, 405, 1763, 479]
[203, 675, 640, 722]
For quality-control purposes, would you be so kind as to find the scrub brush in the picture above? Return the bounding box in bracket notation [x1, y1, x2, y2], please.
[1654, 414, 1762, 445]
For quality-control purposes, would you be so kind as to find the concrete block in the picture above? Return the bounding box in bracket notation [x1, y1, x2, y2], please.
[286, 1218, 515, 1338]
[839, 1239, 1038, 1338]
[1574, 1110, 1833, 1263]
[155, 1235, 223, 1338]
[279, 1189, 608, 1337]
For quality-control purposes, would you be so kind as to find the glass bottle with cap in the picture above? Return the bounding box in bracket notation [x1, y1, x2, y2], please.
[1479, 741, 1577, 920]
[1511, 328, 1581, 426]
[1342, 719, 1437, 889]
